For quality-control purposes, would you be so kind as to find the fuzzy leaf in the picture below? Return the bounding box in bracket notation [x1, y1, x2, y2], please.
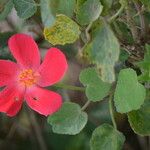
[79, 67, 111, 101]
[128, 99, 150, 136]
[13, 0, 37, 19]
[90, 124, 125, 150]
[114, 68, 146, 113]
[47, 102, 88, 135]
[76, 0, 103, 25]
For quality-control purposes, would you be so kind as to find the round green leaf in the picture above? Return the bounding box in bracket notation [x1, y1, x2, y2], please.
[13, 0, 37, 19]
[114, 68, 146, 113]
[128, 99, 150, 136]
[47, 102, 88, 135]
[76, 0, 103, 25]
[44, 14, 81, 45]
[79, 67, 111, 102]
[90, 124, 125, 150]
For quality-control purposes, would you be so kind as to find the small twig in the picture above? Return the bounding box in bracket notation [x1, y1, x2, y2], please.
[109, 5, 125, 22]
[81, 101, 90, 111]
[27, 109, 47, 150]
[109, 94, 117, 129]
[85, 22, 93, 42]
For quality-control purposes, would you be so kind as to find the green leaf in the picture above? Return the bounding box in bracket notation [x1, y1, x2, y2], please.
[50, 0, 76, 18]
[90, 124, 125, 150]
[40, 0, 76, 27]
[79, 67, 111, 101]
[76, 0, 103, 25]
[0, 0, 13, 21]
[119, 49, 129, 62]
[100, 0, 113, 15]
[13, 0, 37, 19]
[137, 44, 150, 81]
[40, 0, 55, 27]
[83, 23, 120, 83]
[44, 14, 81, 45]
[114, 68, 146, 113]
[47, 102, 88, 135]
[128, 99, 150, 136]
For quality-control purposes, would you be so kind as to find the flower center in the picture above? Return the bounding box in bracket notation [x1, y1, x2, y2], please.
[19, 69, 39, 87]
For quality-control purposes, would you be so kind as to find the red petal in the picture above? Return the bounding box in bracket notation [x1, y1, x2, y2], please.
[38, 48, 68, 87]
[0, 86, 24, 117]
[8, 33, 40, 69]
[0, 60, 19, 87]
[25, 87, 62, 116]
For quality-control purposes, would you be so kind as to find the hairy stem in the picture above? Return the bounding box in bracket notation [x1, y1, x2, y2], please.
[85, 22, 93, 42]
[109, 94, 117, 130]
[81, 101, 91, 111]
[109, 5, 125, 22]
[53, 83, 85, 91]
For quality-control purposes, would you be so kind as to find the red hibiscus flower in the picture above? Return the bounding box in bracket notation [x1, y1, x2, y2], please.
[0, 33, 68, 117]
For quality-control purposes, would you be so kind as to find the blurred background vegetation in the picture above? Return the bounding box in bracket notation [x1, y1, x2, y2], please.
[0, 0, 150, 150]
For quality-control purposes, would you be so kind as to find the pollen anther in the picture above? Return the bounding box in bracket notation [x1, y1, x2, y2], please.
[19, 69, 39, 87]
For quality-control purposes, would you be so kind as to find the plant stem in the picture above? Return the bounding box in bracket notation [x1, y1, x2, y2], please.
[81, 101, 90, 111]
[109, 5, 124, 22]
[53, 83, 85, 92]
[27, 109, 47, 150]
[85, 22, 93, 42]
[109, 94, 117, 130]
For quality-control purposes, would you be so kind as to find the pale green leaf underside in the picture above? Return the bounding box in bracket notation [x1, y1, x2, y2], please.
[90, 124, 125, 150]
[84, 24, 120, 83]
[40, 0, 55, 27]
[47, 102, 88, 135]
